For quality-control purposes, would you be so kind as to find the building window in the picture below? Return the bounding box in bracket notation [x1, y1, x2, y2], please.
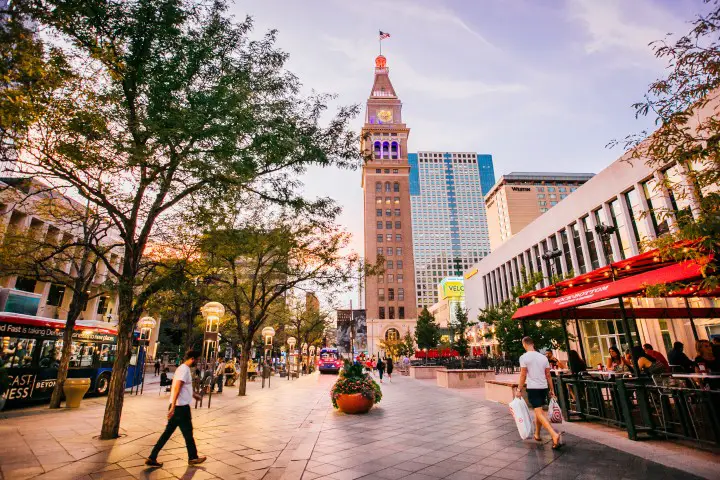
[396, 247, 402, 255]
[560, 230, 572, 274]
[393, 169, 398, 174]
[386, 247, 393, 256]
[97, 296, 109, 315]
[594, 208, 614, 264]
[548, 187, 556, 192]
[641, 179, 669, 236]
[388, 306, 395, 319]
[377, 209, 382, 217]
[393, 182, 400, 192]
[379, 307, 385, 319]
[386, 209, 392, 216]
[624, 188, 650, 247]
[14, 277, 36, 292]
[388, 274, 394, 282]
[378, 289, 385, 301]
[385, 197, 391, 204]
[550, 201, 557, 206]
[387, 260, 393, 269]
[376, 169, 381, 173]
[399, 307, 405, 319]
[395, 221, 401, 229]
[386, 233, 392, 241]
[539, 201, 546, 206]
[384, 169, 390, 173]
[549, 194, 556, 199]
[377, 247, 383, 255]
[398, 274, 404, 283]
[385, 328, 400, 341]
[537, 194, 545, 199]
[609, 198, 631, 259]
[377, 234, 383, 243]
[378, 275, 384, 284]
[394, 208, 400, 216]
[537, 187, 545, 192]
[385, 182, 391, 192]
[46, 284, 66, 307]
[394, 197, 400, 204]
[388, 288, 395, 300]
[570, 223, 587, 274]
[398, 288, 405, 300]
[377, 221, 383, 229]
[395, 234, 402, 241]
[558, 187, 566, 192]
[581, 216, 601, 269]
[375, 182, 382, 193]
[397, 260, 403, 269]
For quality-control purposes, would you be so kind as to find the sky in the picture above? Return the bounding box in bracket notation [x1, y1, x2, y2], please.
[230, 0, 706, 308]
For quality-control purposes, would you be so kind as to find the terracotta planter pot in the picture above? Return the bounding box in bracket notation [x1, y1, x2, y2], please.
[335, 393, 374, 414]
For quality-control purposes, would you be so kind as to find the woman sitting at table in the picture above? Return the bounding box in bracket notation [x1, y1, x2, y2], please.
[694, 339, 720, 373]
[606, 346, 625, 372]
[630, 346, 665, 376]
[545, 350, 566, 370]
[567, 350, 587, 375]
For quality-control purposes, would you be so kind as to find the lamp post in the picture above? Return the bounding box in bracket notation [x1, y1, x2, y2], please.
[594, 223, 618, 269]
[261, 326, 275, 388]
[200, 302, 225, 363]
[287, 337, 297, 380]
[301, 342, 308, 375]
[309, 345, 316, 373]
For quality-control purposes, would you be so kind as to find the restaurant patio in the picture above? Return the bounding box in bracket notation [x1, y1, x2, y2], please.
[512, 243, 720, 447]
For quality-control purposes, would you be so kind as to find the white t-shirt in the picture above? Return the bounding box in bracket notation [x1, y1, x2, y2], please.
[519, 350, 550, 389]
[172, 363, 194, 406]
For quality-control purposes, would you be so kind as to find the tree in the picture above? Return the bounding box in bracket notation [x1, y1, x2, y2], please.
[612, 0, 720, 292]
[415, 307, 441, 352]
[7, 0, 360, 438]
[449, 304, 475, 369]
[402, 328, 415, 358]
[0, 189, 113, 408]
[199, 204, 357, 397]
[478, 271, 573, 360]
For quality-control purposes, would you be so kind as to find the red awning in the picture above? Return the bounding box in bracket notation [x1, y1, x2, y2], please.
[512, 259, 705, 320]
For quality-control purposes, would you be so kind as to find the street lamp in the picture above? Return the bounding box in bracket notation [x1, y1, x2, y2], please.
[261, 326, 275, 388]
[594, 223, 618, 268]
[287, 337, 297, 380]
[201, 302, 225, 362]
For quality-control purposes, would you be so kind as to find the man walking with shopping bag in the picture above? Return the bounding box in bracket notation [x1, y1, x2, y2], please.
[516, 337, 563, 449]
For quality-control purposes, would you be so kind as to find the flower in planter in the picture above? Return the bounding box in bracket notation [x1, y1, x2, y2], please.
[330, 360, 382, 409]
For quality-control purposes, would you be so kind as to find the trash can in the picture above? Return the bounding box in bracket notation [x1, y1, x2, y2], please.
[63, 378, 91, 408]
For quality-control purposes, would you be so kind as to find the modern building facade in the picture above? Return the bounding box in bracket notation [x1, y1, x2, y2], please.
[464, 97, 719, 365]
[361, 55, 418, 355]
[409, 152, 495, 310]
[485, 172, 594, 250]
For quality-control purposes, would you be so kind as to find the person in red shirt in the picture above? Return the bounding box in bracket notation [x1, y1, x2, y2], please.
[643, 344, 670, 372]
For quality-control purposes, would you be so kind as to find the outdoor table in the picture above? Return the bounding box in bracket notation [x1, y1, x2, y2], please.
[671, 373, 720, 379]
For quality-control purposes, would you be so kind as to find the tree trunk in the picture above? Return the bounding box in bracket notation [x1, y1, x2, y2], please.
[100, 294, 136, 439]
[237, 342, 251, 396]
[48, 296, 84, 409]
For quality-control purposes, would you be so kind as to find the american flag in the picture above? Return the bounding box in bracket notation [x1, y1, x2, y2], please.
[379, 31, 391, 40]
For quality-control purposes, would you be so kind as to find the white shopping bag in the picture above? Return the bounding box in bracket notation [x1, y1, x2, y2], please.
[509, 396, 533, 439]
[548, 397, 563, 424]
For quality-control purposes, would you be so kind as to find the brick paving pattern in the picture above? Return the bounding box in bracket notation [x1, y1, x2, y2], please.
[0, 372, 708, 480]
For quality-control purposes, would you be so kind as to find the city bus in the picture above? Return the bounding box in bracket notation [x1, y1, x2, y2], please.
[0, 312, 145, 409]
[317, 347, 342, 374]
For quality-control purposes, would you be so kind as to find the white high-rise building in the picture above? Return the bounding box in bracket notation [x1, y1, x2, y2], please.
[409, 151, 495, 310]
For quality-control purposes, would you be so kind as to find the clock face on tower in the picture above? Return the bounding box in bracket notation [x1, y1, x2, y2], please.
[377, 109, 393, 123]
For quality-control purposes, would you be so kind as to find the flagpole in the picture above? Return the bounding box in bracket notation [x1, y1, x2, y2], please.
[379, 37, 382, 56]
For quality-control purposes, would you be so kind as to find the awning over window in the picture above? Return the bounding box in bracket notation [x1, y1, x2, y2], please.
[512, 260, 706, 320]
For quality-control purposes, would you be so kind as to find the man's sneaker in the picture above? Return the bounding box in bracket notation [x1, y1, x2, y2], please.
[145, 458, 163, 468]
[188, 456, 207, 466]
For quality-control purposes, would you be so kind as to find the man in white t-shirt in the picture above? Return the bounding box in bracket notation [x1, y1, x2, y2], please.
[146, 350, 206, 467]
[516, 337, 562, 449]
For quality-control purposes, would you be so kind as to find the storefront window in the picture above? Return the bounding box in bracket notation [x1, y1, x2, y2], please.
[658, 320, 673, 353]
[581, 319, 638, 367]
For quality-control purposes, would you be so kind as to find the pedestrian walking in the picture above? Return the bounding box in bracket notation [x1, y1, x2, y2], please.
[213, 359, 226, 393]
[386, 355, 393, 382]
[146, 350, 207, 467]
[154, 359, 161, 376]
[376, 356, 385, 383]
[515, 337, 563, 449]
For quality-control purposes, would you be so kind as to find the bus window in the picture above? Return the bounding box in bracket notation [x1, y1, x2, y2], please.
[1, 337, 37, 367]
[100, 344, 116, 363]
[38, 339, 61, 368]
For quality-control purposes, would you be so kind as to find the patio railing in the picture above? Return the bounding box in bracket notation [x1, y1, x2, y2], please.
[554, 374, 720, 447]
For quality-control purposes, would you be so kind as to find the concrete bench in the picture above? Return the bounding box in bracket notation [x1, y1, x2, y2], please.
[485, 380, 526, 404]
[409, 365, 444, 379]
[436, 369, 495, 388]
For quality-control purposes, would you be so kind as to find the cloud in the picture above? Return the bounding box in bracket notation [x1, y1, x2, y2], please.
[568, 0, 684, 65]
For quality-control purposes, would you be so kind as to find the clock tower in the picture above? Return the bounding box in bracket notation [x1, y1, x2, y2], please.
[361, 55, 417, 355]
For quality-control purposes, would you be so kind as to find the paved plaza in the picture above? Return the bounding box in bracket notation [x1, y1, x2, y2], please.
[0, 372, 716, 480]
